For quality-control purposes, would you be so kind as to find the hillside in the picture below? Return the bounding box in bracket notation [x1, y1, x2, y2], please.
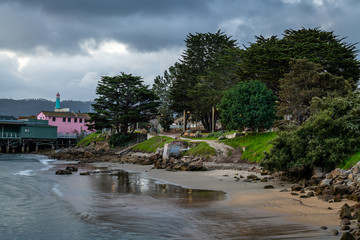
[0, 98, 93, 117]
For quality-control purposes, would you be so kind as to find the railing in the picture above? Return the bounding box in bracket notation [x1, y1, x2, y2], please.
[57, 133, 78, 139]
[0, 132, 20, 139]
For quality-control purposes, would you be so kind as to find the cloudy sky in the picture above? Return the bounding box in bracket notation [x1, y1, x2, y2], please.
[0, 0, 359, 101]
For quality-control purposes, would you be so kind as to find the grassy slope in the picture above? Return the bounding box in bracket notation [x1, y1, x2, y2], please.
[132, 136, 174, 153]
[340, 152, 360, 169]
[222, 132, 278, 163]
[77, 133, 105, 147]
[185, 142, 216, 158]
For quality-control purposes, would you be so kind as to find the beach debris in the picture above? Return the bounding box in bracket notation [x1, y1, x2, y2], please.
[80, 171, 90, 175]
[263, 185, 274, 189]
[320, 226, 327, 230]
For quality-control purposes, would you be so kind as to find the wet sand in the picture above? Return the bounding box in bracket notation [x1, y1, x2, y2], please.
[93, 162, 349, 228]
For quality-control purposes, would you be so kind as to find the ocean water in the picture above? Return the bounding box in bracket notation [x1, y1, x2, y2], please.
[0, 154, 337, 240]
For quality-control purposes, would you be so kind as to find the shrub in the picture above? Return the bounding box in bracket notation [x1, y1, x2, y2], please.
[261, 94, 360, 178]
[109, 133, 133, 147]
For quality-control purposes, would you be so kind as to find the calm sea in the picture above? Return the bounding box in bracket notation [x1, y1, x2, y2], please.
[0, 154, 337, 240]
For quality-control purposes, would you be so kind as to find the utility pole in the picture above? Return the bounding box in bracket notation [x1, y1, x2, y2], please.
[212, 106, 215, 133]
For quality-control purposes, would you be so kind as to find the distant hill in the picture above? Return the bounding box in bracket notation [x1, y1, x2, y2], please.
[0, 99, 93, 117]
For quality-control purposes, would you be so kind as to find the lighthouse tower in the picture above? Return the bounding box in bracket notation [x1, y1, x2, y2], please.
[55, 92, 61, 109]
[54, 92, 70, 112]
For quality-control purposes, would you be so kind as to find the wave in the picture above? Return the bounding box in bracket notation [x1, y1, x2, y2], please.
[15, 169, 35, 176]
[39, 159, 55, 171]
[51, 184, 63, 197]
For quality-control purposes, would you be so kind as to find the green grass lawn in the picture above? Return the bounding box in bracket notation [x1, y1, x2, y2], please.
[339, 151, 360, 169]
[222, 132, 278, 163]
[185, 142, 216, 158]
[132, 136, 174, 153]
[77, 133, 105, 147]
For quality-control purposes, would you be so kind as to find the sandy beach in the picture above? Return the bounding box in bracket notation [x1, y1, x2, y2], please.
[92, 162, 350, 228]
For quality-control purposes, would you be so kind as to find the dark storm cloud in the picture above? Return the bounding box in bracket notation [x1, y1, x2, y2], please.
[1, 0, 359, 54]
[0, 0, 359, 100]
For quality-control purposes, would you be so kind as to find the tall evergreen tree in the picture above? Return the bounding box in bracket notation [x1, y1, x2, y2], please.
[238, 28, 360, 94]
[169, 30, 238, 131]
[90, 73, 159, 133]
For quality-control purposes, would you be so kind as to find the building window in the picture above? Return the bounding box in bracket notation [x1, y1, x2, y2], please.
[24, 128, 30, 133]
[79, 119, 83, 123]
[52, 117, 56, 122]
[74, 118, 77, 123]
[63, 117, 66, 122]
[68, 118, 71, 122]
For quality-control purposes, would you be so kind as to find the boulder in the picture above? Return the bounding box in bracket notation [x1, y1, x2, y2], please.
[330, 229, 339, 236]
[331, 168, 342, 179]
[188, 160, 204, 171]
[340, 218, 351, 225]
[263, 185, 274, 189]
[334, 184, 350, 195]
[291, 184, 303, 191]
[340, 203, 352, 219]
[66, 166, 78, 172]
[55, 169, 72, 175]
[319, 179, 332, 187]
[340, 225, 351, 231]
[80, 171, 90, 175]
[247, 174, 259, 181]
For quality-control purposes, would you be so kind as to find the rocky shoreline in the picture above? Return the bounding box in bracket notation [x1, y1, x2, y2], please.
[45, 142, 360, 239]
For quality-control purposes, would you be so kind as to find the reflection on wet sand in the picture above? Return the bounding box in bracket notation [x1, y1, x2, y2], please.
[57, 168, 337, 239]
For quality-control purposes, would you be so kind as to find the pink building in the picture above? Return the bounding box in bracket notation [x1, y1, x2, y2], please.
[37, 93, 92, 138]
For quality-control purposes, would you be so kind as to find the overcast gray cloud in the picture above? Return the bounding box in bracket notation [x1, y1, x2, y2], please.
[0, 0, 359, 100]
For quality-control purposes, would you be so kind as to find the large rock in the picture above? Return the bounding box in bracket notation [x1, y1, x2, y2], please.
[291, 184, 303, 191]
[319, 179, 332, 187]
[188, 160, 204, 171]
[55, 169, 72, 175]
[340, 232, 355, 240]
[167, 141, 188, 159]
[331, 168, 342, 179]
[66, 166, 78, 172]
[334, 184, 350, 195]
[340, 203, 352, 219]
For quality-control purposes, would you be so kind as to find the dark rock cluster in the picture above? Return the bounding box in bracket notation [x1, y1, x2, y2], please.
[286, 164, 360, 239]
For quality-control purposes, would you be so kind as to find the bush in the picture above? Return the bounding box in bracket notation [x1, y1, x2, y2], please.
[218, 80, 277, 131]
[261, 94, 360, 178]
[109, 133, 133, 147]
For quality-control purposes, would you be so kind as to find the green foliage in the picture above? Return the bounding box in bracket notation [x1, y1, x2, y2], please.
[109, 133, 133, 147]
[90, 73, 159, 133]
[340, 152, 360, 170]
[169, 30, 238, 131]
[132, 136, 174, 153]
[153, 67, 176, 131]
[218, 80, 277, 131]
[222, 132, 278, 163]
[262, 94, 360, 177]
[238, 28, 360, 94]
[77, 133, 105, 147]
[185, 142, 216, 158]
[207, 130, 226, 138]
[277, 58, 354, 125]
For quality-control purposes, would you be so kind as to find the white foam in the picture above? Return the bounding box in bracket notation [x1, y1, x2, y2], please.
[51, 184, 63, 197]
[15, 169, 34, 176]
[39, 159, 55, 171]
